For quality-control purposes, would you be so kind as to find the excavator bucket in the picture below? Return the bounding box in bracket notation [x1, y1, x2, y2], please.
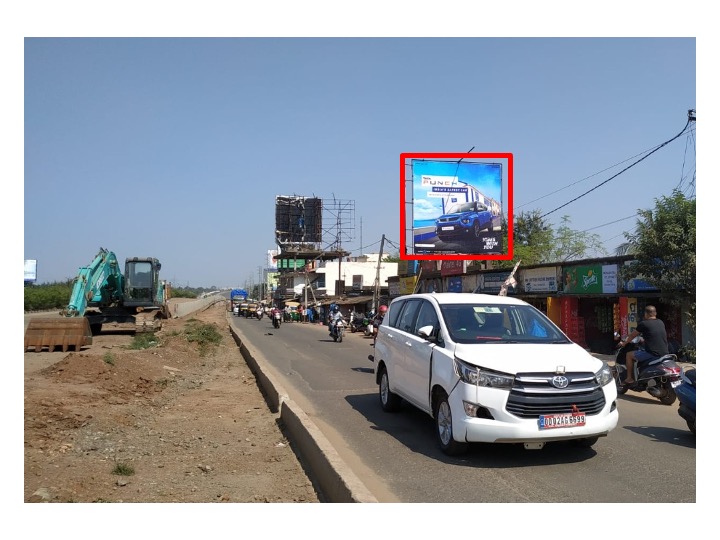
[24, 318, 93, 353]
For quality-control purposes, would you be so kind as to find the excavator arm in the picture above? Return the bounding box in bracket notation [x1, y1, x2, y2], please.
[61, 248, 125, 317]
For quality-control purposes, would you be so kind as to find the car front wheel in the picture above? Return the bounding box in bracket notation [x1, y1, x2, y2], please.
[434, 391, 468, 455]
[379, 367, 402, 412]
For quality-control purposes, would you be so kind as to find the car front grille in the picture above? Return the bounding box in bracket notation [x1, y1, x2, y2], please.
[505, 372, 607, 419]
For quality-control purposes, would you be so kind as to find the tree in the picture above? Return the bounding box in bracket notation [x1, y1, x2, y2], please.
[496, 210, 553, 269]
[620, 189, 696, 334]
[549, 215, 607, 262]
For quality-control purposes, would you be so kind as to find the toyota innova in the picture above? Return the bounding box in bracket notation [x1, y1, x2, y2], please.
[374, 293, 618, 455]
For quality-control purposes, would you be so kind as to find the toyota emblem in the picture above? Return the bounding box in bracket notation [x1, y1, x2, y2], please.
[552, 375, 569, 389]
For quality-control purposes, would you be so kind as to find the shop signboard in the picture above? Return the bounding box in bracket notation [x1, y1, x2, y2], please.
[625, 278, 659, 292]
[389, 280, 400, 296]
[441, 260, 465, 276]
[477, 271, 512, 293]
[562, 264, 618, 294]
[447, 276, 462, 292]
[420, 260, 439, 273]
[521, 267, 558, 293]
[398, 276, 417, 295]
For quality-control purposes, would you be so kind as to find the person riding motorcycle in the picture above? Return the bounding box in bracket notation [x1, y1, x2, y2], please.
[619, 305, 669, 385]
[328, 304, 344, 337]
[372, 305, 388, 346]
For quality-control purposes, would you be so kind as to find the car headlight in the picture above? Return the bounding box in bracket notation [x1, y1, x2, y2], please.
[454, 357, 514, 389]
[461, 217, 470, 224]
[595, 364, 613, 386]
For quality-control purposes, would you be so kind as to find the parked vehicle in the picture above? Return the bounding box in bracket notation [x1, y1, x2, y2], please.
[435, 201, 494, 242]
[675, 368, 696, 434]
[349, 311, 369, 334]
[612, 334, 682, 405]
[373, 292, 618, 455]
[25, 248, 171, 352]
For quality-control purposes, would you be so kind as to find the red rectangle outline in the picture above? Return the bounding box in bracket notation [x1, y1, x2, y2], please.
[400, 152, 514, 261]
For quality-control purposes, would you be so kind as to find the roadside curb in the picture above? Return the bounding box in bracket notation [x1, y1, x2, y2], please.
[228, 319, 379, 503]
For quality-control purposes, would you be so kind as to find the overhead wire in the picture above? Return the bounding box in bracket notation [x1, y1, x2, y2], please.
[537, 118, 695, 219]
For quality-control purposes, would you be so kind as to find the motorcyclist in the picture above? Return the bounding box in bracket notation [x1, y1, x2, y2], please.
[328, 304, 344, 337]
[371, 305, 388, 346]
[619, 305, 669, 385]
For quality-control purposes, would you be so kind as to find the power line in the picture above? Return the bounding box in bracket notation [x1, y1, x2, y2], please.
[538, 114, 695, 219]
[581, 214, 637, 233]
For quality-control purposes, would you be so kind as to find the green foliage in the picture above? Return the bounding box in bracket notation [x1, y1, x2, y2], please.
[184, 321, 222, 357]
[171, 287, 199, 299]
[103, 352, 116, 365]
[497, 211, 601, 269]
[128, 333, 159, 350]
[111, 463, 135, 476]
[620, 190, 696, 332]
[24, 281, 73, 311]
[550, 215, 607, 262]
[497, 210, 555, 269]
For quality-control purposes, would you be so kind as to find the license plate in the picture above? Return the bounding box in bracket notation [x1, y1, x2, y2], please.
[441, 226, 454, 231]
[538, 413, 586, 430]
[671, 379, 682, 388]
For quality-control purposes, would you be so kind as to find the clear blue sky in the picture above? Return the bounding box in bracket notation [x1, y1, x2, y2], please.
[22, 37, 696, 287]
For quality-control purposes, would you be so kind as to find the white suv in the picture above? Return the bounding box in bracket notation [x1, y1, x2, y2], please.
[374, 292, 618, 455]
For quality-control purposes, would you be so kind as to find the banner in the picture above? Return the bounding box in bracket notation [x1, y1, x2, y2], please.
[562, 264, 617, 294]
[522, 267, 558, 293]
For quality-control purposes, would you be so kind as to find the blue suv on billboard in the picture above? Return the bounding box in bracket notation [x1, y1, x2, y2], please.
[435, 201, 494, 242]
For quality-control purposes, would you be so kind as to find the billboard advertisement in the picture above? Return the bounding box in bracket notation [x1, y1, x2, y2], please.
[400, 153, 513, 260]
[24, 259, 37, 283]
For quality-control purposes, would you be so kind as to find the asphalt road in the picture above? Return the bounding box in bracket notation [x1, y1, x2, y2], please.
[231, 314, 697, 504]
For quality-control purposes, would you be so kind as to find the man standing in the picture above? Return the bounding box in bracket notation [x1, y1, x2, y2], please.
[619, 305, 669, 385]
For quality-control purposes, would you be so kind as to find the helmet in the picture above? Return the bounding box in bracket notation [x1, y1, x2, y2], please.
[379, 305, 388, 314]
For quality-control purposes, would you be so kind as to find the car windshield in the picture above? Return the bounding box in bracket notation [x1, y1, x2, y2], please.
[446, 201, 477, 214]
[439, 303, 569, 344]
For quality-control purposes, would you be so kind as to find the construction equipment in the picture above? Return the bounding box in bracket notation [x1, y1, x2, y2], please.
[24, 248, 171, 352]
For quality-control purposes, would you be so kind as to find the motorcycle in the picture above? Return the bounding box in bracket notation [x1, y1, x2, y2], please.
[675, 367, 696, 434]
[364, 310, 376, 337]
[272, 310, 282, 329]
[329, 317, 346, 343]
[612, 333, 682, 405]
[349, 312, 369, 334]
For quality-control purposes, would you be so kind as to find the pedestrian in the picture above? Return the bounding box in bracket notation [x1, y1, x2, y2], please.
[307, 306, 314, 324]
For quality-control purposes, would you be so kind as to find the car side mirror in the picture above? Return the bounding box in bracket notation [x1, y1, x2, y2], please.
[418, 325, 436, 341]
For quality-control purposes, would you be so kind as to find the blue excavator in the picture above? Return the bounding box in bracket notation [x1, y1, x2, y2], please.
[24, 247, 171, 352]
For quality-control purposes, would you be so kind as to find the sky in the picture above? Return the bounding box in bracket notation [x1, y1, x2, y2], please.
[11, 1, 710, 534]
[21, 35, 696, 289]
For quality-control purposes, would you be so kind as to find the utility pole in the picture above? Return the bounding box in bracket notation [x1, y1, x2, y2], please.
[373, 234, 385, 312]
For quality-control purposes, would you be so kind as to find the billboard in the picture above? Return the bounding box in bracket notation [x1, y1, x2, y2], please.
[275, 195, 322, 244]
[400, 153, 513, 260]
[24, 259, 37, 283]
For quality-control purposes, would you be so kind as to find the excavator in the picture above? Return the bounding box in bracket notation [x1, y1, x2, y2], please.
[24, 248, 171, 352]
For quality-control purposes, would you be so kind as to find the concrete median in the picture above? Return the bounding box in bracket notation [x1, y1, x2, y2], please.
[228, 319, 378, 503]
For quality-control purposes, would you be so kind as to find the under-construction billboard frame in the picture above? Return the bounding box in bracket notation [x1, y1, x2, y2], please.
[275, 195, 323, 246]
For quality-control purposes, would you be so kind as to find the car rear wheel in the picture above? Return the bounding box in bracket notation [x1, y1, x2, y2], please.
[434, 390, 468, 455]
[379, 367, 402, 412]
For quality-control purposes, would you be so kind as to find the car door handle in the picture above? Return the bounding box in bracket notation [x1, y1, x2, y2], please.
[405, 341, 412, 347]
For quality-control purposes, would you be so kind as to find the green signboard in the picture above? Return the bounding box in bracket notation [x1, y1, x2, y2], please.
[562, 264, 618, 294]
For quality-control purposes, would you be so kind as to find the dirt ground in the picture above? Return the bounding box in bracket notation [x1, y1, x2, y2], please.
[23, 300, 321, 503]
